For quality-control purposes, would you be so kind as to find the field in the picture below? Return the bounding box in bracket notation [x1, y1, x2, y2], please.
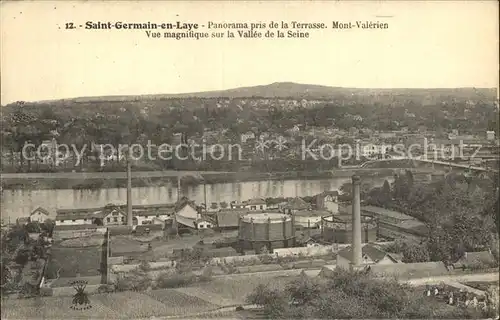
[1, 272, 302, 319]
[2, 290, 219, 319]
[195, 274, 299, 305]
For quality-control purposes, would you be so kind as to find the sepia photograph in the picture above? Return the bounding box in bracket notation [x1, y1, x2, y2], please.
[1, 1, 499, 319]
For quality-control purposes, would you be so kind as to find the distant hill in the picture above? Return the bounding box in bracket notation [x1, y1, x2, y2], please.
[27, 82, 496, 104]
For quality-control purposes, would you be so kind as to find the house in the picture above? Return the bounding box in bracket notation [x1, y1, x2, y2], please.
[131, 204, 175, 225]
[369, 261, 448, 279]
[16, 217, 30, 225]
[195, 218, 214, 230]
[240, 131, 256, 143]
[134, 224, 164, 237]
[174, 199, 200, 229]
[359, 143, 389, 158]
[452, 251, 496, 270]
[101, 205, 127, 226]
[39, 139, 57, 165]
[52, 224, 105, 241]
[313, 191, 339, 213]
[487, 131, 495, 140]
[244, 198, 267, 211]
[294, 210, 330, 229]
[230, 201, 247, 209]
[55, 205, 127, 226]
[281, 197, 311, 214]
[215, 209, 248, 230]
[361, 206, 428, 241]
[305, 238, 320, 247]
[29, 207, 50, 223]
[336, 244, 398, 270]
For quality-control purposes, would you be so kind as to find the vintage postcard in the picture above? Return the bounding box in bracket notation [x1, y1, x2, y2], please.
[1, 1, 499, 319]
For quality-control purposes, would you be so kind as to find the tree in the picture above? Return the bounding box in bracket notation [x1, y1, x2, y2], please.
[25, 221, 41, 233]
[15, 248, 31, 266]
[246, 268, 475, 319]
[1, 257, 12, 289]
[405, 170, 414, 189]
[41, 219, 55, 236]
[219, 201, 228, 209]
[401, 242, 430, 263]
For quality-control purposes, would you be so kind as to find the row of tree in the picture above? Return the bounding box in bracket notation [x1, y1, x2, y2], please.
[359, 171, 499, 263]
[2, 97, 498, 171]
[246, 269, 494, 319]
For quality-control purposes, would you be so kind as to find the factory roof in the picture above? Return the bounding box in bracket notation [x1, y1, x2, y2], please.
[294, 209, 331, 217]
[313, 191, 339, 199]
[370, 261, 448, 279]
[337, 244, 390, 263]
[453, 251, 495, 268]
[135, 224, 163, 235]
[361, 206, 414, 221]
[53, 224, 102, 233]
[245, 198, 267, 205]
[107, 225, 133, 236]
[283, 197, 311, 210]
[216, 209, 249, 228]
[30, 207, 50, 216]
[242, 212, 289, 223]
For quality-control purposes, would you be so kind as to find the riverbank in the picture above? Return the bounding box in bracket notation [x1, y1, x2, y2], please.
[0, 168, 400, 190]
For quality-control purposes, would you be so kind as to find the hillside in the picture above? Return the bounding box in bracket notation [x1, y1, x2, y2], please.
[14, 82, 497, 105]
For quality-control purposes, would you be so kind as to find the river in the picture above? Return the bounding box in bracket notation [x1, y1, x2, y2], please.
[1, 177, 390, 221]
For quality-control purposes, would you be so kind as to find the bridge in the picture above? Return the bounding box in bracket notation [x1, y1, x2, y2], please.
[360, 157, 498, 174]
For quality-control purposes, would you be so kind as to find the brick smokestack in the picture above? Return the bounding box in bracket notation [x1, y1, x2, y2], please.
[127, 159, 133, 226]
[351, 175, 362, 269]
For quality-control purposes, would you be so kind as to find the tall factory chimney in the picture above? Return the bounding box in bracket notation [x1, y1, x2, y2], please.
[177, 176, 181, 202]
[351, 175, 363, 270]
[126, 158, 133, 226]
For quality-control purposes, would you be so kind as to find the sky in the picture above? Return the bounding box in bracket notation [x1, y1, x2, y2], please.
[1, 1, 499, 104]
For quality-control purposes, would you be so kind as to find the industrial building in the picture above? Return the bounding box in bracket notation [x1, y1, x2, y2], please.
[294, 209, 331, 229]
[321, 214, 377, 244]
[238, 212, 295, 252]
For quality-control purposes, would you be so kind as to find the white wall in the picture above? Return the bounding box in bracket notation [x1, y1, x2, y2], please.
[55, 218, 90, 226]
[245, 204, 267, 211]
[325, 201, 339, 214]
[177, 204, 198, 220]
[104, 212, 125, 225]
[196, 221, 213, 229]
[136, 214, 171, 225]
[295, 216, 322, 228]
[30, 211, 48, 223]
[273, 245, 333, 257]
[336, 255, 350, 269]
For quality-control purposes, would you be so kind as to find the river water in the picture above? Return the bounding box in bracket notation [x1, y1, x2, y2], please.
[1, 177, 390, 221]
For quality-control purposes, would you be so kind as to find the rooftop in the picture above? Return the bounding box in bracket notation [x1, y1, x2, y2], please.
[337, 244, 389, 262]
[370, 261, 448, 279]
[216, 209, 249, 228]
[283, 197, 311, 210]
[242, 212, 289, 223]
[361, 206, 414, 221]
[294, 209, 331, 217]
[245, 198, 267, 205]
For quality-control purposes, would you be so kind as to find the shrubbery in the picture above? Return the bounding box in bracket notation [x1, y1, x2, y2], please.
[155, 272, 197, 289]
[246, 268, 479, 319]
[115, 268, 152, 292]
